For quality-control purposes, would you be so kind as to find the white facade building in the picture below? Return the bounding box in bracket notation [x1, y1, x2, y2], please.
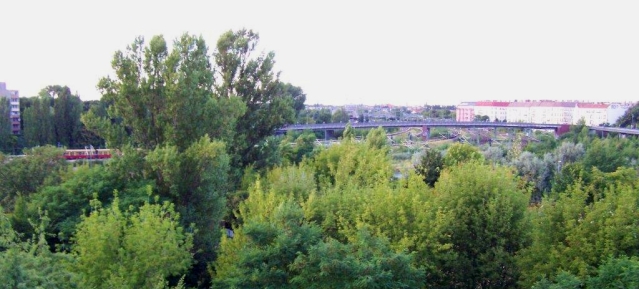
[462, 100, 632, 126]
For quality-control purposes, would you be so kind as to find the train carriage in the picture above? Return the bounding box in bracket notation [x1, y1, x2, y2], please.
[63, 149, 112, 160]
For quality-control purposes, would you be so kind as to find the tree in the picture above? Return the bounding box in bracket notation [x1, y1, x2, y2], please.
[586, 256, 639, 288]
[614, 101, 639, 128]
[365, 126, 388, 150]
[331, 107, 350, 123]
[443, 142, 484, 167]
[0, 208, 76, 288]
[474, 114, 489, 122]
[0, 146, 66, 211]
[145, 136, 230, 285]
[414, 149, 444, 187]
[214, 181, 425, 288]
[532, 272, 582, 289]
[213, 198, 322, 289]
[341, 122, 355, 140]
[280, 131, 317, 165]
[74, 100, 106, 148]
[0, 98, 15, 153]
[429, 162, 529, 288]
[86, 34, 244, 151]
[511, 151, 553, 202]
[214, 29, 297, 176]
[517, 181, 639, 287]
[583, 138, 626, 173]
[289, 229, 425, 289]
[554, 142, 585, 164]
[313, 108, 332, 124]
[279, 82, 306, 117]
[20, 164, 152, 247]
[72, 195, 193, 289]
[482, 146, 506, 165]
[44, 85, 83, 148]
[22, 95, 55, 147]
[310, 138, 391, 189]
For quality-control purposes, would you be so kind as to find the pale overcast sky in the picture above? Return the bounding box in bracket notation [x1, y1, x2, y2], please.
[1, 0, 638, 106]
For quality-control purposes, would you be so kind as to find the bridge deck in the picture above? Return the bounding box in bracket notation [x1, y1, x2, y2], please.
[276, 121, 639, 136]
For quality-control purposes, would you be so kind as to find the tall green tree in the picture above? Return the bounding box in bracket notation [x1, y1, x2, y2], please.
[22, 95, 55, 147]
[145, 136, 230, 285]
[0, 98, 15, 153]
[74, 100, 106, 147]
[45, 85, 83, 147]
[213, 29, 296, 175]
[86, 34, 244, 151]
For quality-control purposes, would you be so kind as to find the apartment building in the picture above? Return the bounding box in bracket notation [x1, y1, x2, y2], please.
[456, 102, 475, 122]
[574, 103, 607, 126]
[530, 102, 575, 124]
[475, 101, 509, 122]
[0, 82, 20, 135]
[506, 102, 532, 123]
[458, 100, 629, 125]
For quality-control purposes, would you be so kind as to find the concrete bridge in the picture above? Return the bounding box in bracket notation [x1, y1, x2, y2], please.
[276, 121, 639, 140]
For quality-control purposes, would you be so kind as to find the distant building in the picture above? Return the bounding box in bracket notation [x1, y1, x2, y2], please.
[458, 100, 632, 126]
[574, 103, 607, 126]
[456, 102, 476, 122]
[475, 101, 509, 122]
[0, 82, 20, 135]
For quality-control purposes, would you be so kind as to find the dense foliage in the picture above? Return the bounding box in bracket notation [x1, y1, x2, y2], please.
[2, 28, 639, 289]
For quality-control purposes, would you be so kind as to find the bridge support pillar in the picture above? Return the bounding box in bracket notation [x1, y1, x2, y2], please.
[422, 126, 430, 141]
[324, 130, 333, 140]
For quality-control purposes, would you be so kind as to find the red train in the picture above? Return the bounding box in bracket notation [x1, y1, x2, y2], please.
[63, 149, 113, 160]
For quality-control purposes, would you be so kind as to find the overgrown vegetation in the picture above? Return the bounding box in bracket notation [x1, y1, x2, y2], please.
[2, 29, 639, 288]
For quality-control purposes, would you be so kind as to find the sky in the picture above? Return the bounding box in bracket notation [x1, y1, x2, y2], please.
[1, 0, 638, 106]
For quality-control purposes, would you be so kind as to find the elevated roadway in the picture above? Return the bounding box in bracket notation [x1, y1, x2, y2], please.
[276, 121, 639, 140]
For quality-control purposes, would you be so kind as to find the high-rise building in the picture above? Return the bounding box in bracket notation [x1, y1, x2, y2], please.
[0, 82, 21, 135]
